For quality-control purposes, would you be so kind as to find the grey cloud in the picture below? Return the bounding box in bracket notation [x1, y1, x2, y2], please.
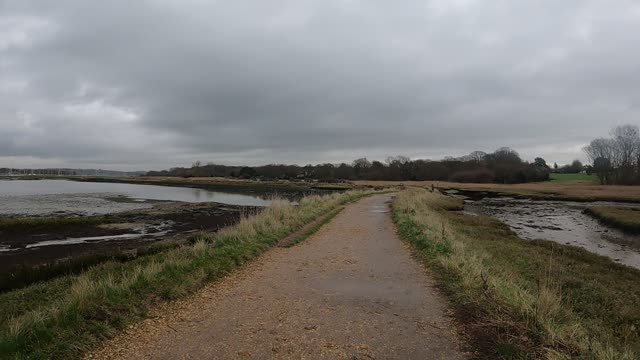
[1, 0, 640, 170]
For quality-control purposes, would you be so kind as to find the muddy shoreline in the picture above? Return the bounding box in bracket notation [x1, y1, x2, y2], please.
[436, 184, 640, 203]
[47, 176, 342, 197]
[446, 188, 640, 269]
[0, 202, 258, 273]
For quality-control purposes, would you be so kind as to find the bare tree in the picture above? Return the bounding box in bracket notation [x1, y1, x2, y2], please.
[469, 151, 487, 163]
[611, 125, 640, 183]
[385, 155, 410, 165]
[584, 125, 640, 184]
[584, 137, 615, 184]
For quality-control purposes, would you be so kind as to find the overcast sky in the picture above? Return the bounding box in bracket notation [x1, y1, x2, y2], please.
[1, 1, 639, 170]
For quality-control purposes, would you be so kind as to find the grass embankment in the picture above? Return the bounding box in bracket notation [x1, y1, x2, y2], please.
[392, 188, 640, 359]
[584, 206, 640, 233]
[0, 190, 372, 359]
[0, 243, 179, 294]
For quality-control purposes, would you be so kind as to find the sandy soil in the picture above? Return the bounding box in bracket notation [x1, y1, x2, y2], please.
[87, 194, 467, 359]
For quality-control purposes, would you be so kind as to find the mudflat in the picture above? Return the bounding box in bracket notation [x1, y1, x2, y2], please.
[88, 194, 467, 359]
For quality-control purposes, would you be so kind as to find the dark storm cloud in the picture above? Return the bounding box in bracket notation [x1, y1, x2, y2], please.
[2, 0, 640, 169]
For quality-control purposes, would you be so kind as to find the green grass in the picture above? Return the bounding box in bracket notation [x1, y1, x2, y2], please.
[0, 190, 373, 359]
[0, 216, 108, 232]
[0, 243, 179, 294]
[584, 206, 640, 233]
[392, 188, 640, 359]
[549, 173, 598, 183]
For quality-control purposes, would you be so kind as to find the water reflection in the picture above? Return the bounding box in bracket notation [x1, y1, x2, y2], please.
[0, 179, 276, 216]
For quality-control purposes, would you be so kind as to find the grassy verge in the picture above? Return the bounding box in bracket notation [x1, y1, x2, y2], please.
[584, 206, 640, 233]
[0, 190, 372, 359]
[392, 188, 640, 359]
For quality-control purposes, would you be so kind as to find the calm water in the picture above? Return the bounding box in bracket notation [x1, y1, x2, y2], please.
[0, 179, 272, 216]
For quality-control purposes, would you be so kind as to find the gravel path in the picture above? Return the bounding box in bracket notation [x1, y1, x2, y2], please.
[89, 194, 467, 359]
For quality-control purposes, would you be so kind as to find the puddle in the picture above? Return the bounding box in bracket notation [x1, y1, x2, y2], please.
[461, 196, 640, 269]
[0, 245, 16, 253]
[24, 221, 174, 249]
[370, 205, 389, 213]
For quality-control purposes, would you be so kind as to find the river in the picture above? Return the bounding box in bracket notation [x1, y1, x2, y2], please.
[452, 191, 640, 269]
[0, 179, 273, 216]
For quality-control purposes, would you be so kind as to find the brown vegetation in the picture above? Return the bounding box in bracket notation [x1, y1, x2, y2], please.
[353, 179, 640, 202]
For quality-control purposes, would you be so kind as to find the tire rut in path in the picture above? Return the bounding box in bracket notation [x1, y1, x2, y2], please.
[89, 194, 468, 359]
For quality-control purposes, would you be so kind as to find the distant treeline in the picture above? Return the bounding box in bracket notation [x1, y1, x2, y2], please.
[0, 168, 145, 177]
[147, 147, 551, 184]
[0, 168, 78, 176]
[584, 124, 640, 185]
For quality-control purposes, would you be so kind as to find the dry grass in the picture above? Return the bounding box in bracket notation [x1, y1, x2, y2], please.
[353, 179, 640, 202]
[392, 188, 640, 359]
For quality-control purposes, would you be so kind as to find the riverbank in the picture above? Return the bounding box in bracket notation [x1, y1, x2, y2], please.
[584, 206, 640, 234]
[0, 190, 374, 359]
[0, 202, 252, 292]
[459, 193, 640, 269]
[392, 188, 640, 359]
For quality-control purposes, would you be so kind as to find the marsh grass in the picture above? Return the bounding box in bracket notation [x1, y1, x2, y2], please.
[392, 188, 640, 359]
[352, 180, 640, 202]
[584, 206, 640, 233]
[0, 216, 108, 232]
[0, 243, 179, 293]
[0, 190, 371, 359]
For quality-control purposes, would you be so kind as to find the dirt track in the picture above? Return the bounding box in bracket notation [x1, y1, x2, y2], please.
[89, 194, 467, 359]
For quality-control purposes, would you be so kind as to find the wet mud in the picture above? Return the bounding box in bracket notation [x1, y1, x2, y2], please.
[453, 190, 640, 269]
[0, 202, 257, 272]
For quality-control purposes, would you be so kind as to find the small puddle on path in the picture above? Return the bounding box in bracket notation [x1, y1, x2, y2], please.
[370, 205, 389, 213]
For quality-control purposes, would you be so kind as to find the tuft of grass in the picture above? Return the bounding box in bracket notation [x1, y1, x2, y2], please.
[0, 190, 373, 359]
[392, 188, 640, 359]
[584, 206, 640, 233]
